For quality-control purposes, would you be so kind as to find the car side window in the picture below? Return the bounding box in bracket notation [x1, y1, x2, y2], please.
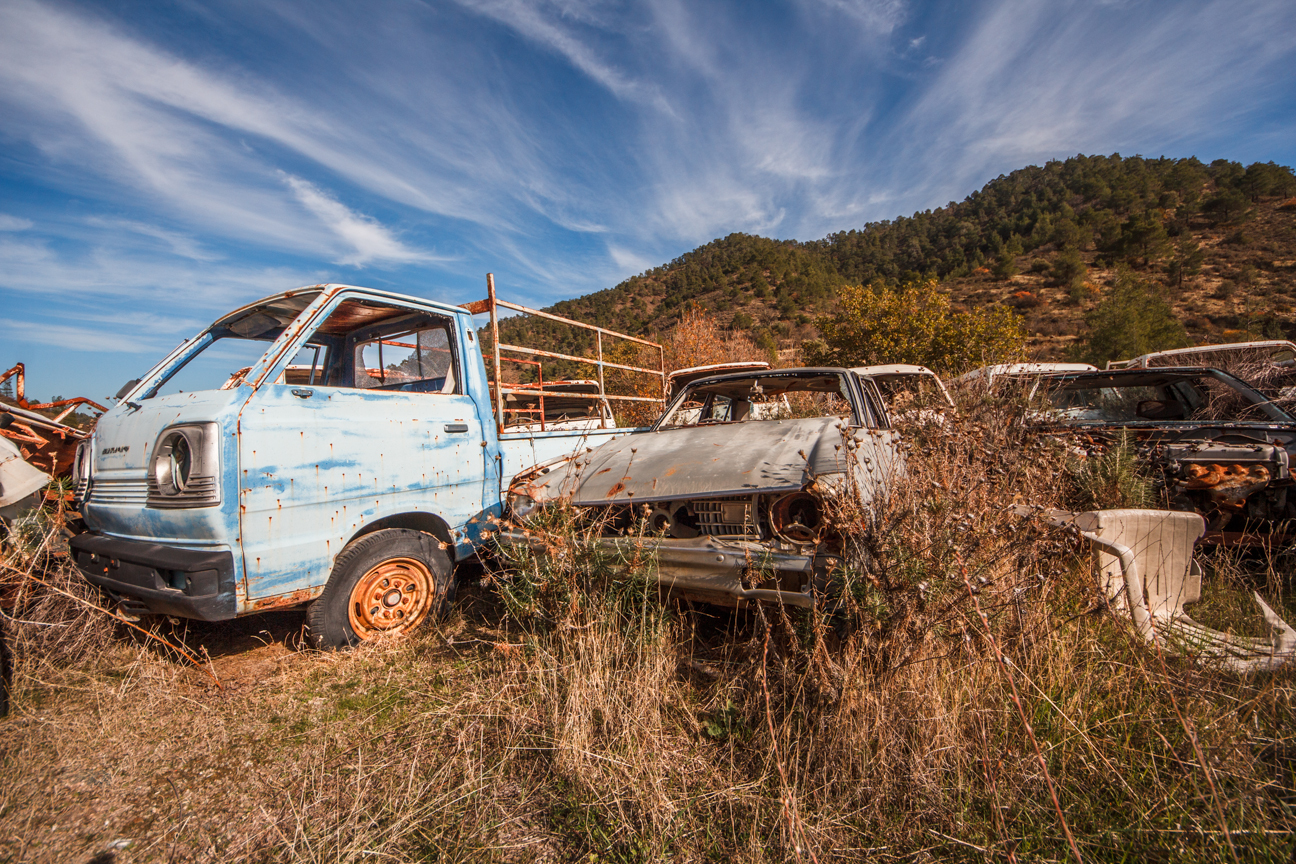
[354, 324, 457, 394]
[294, 299, 460, 394]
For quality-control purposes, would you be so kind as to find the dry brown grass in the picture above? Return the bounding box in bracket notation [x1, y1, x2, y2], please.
[2, 391, 1295, 862]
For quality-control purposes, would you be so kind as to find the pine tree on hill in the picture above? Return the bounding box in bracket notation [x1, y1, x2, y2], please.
[506, 154, 1296, 365]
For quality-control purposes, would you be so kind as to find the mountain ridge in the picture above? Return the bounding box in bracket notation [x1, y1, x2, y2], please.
[525, 154, 1296, 363]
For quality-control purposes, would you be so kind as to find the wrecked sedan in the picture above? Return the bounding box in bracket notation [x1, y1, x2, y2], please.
[498, 368, 904, 608]
[1031, 367, 1296, 532]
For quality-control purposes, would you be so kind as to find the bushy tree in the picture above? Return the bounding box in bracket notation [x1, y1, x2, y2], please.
[1166, 236, 1204, 288]
[802, 280, 1026, 374]
[1240, 161, 1296, 201]
[1051, 246, 1088, 300]
[1116, 211, 1170, 266]
[1201, 188, 1250, 225]
[1072, 269, 1190, 366]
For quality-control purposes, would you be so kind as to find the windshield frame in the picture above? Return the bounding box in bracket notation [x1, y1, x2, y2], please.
[1034, 367, 1296, 425]
[650, 368, 870, 431]
[135, 289, 327, 400]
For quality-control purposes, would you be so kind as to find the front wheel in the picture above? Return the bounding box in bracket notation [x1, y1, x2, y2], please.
[307, 529, 452, 649]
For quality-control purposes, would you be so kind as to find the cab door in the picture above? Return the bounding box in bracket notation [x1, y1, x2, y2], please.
[236, 295, 485, 603]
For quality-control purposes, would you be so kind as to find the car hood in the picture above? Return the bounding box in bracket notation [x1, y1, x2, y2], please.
[515, 416, 885, 506]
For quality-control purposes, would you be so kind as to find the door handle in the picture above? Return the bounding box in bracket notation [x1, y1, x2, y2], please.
[291, 388, 313, 399]
[444, 423, 469, 433]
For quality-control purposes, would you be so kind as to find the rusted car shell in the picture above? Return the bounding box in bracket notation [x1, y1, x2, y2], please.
[501, 367, 904, 609]
[1031, 367, 1296, 534]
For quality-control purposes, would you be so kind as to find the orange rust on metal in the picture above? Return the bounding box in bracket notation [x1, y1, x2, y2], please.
[472, 279, 667, 434]
[498, 342, 661, 376]
[1184, 463, 1270, 488]
[313, 299, 410, 335]
[1184, 462, 1271, 511]
[498, 355, 548, 431]
[39, 397, 109, 419]
[488, 274, 505, 434]
[1, 361, 102, 476]
[1, 363, 106, 416]
[493, 298, 661, 348]
[1, 364, 27, 404]
[498, 387, 659, 403]
[252, 588, 316, 610]
[606, 479, 627, 497]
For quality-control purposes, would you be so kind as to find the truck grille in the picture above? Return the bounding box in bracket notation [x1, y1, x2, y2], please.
[693, 495, 760, 539]
[88, 477, 149, 506]
[147, 475, 220, 509]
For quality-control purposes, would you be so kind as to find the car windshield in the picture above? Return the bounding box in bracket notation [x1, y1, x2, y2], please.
[1041, 372, 1292, 423]
[145, 291, 323, 397]
[872, 373, 951, 410]
[655, 371, 858, 430]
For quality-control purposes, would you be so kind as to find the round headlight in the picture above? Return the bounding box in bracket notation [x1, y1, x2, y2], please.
[154, 429, 197, 496]
[509, 493, 538, 520]
[770, 492, 823, 543]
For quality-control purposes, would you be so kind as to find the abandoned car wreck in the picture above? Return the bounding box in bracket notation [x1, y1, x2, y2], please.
[1029, 367, 1296, 534]
[499, 367, 905, 608]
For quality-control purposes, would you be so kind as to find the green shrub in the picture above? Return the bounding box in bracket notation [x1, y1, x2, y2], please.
[802, 279, 1026, 374]
[1072, 268, 1190, 366]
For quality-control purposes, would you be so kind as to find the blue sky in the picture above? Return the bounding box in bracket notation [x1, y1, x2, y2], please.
[2, 0, 1294, 402]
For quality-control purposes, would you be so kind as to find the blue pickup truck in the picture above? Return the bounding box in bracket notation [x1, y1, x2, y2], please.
[69, 280, 659, 646]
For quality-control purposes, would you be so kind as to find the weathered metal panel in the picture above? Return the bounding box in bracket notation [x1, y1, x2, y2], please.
[521, 417, 900, 506]
[234, 288, 492, 602]
[80, 387, 248, 605]
[497, 427, 636, 492]
[498, 528, 821, 609]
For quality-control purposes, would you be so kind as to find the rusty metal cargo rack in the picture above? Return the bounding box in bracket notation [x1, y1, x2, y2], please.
[461, 274, 666, 434]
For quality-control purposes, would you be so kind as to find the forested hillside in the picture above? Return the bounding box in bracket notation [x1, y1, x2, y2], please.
[511, 154, 1296, 363]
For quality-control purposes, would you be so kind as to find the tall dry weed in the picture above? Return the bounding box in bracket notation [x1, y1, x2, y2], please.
[1, 492, 116, 710]
[2, 387, 1295, 862]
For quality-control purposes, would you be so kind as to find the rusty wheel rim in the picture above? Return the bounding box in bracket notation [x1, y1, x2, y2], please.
[348, 557, 435, 639]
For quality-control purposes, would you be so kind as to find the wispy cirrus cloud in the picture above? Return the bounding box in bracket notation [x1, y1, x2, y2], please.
[0, 0, 1294, 400]
[281, 174, 441, 267]
[880, 0, 1296, 210]
[85, 218, 222, 262]
[448, 0, 662, 107]
[808, 0, 908, 34]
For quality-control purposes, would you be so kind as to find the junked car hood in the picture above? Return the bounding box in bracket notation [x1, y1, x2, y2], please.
[520, 416, 862, 506]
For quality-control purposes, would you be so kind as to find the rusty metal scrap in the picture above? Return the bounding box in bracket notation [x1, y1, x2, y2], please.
[0, 363, 105, 477]
[501, 367, 906, 611]
[464, 276, 667, 435]
[1182, 462, 1271, 511]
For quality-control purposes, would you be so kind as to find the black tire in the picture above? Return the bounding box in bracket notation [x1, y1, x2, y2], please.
[307, 528, 452, 649]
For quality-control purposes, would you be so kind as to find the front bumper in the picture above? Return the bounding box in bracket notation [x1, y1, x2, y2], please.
[497, 528, 826, 608]
[70, 533, 237, 621]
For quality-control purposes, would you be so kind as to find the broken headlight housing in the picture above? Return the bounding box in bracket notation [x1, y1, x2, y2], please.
[147, 423, 221, 508]
[509, 492, 539, 520]
[72, 438, 92, 508]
